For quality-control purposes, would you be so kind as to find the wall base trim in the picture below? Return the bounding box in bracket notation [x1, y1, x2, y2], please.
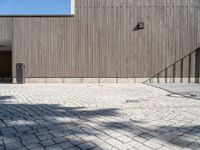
[147, 78, 199, 83]
[12, 78, 199, 84]
[12, 78, 146, 84]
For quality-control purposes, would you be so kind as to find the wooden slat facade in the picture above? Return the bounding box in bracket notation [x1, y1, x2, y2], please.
[0, 0, 200, 78]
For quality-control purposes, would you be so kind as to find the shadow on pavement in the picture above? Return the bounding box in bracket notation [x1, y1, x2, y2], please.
[0, 103, 119, 150]
[145, 83, 200, 101]
[0, 100, 199, 149]
[102, 121, 200, 149]
[0, 96, 16, 101]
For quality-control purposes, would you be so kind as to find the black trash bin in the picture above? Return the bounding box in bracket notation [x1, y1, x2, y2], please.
[16, 63, 25, 84]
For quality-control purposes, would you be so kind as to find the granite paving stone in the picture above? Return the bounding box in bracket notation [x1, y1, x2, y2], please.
[40, 139, 55, 147]
[59, 141, 74, 149]
[78, 142, 96, 150]
[0, 83, 199, 150]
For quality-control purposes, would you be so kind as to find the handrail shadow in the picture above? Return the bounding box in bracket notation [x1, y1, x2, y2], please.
[144, 83, 200, 101]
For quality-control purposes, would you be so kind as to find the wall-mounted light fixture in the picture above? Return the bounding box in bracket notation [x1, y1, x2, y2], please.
[138, 22, 144, 29]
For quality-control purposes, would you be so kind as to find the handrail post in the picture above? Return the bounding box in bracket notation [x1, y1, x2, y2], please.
[180, 59, 183, 83]
[195, 48, 200, 83]
[173, 64, 176, 83]
[165, 69, 167, 83]
[157, 73, 160, 83]
[188, 54, 191, 83]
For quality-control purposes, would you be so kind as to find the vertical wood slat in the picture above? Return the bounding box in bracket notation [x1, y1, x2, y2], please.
[93, 0, 100, 77]
[71, 3, 79, 77]
[0, 0, 199, 79]
[0, 18, 12, 40]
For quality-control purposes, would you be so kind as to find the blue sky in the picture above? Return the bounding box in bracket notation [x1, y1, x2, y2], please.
[0, 0, 73, 15]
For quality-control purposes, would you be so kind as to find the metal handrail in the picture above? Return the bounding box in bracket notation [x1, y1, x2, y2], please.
[143, 48, 200, 83]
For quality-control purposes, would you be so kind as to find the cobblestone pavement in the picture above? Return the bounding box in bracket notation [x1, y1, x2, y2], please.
[0, 83, 200, 150]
